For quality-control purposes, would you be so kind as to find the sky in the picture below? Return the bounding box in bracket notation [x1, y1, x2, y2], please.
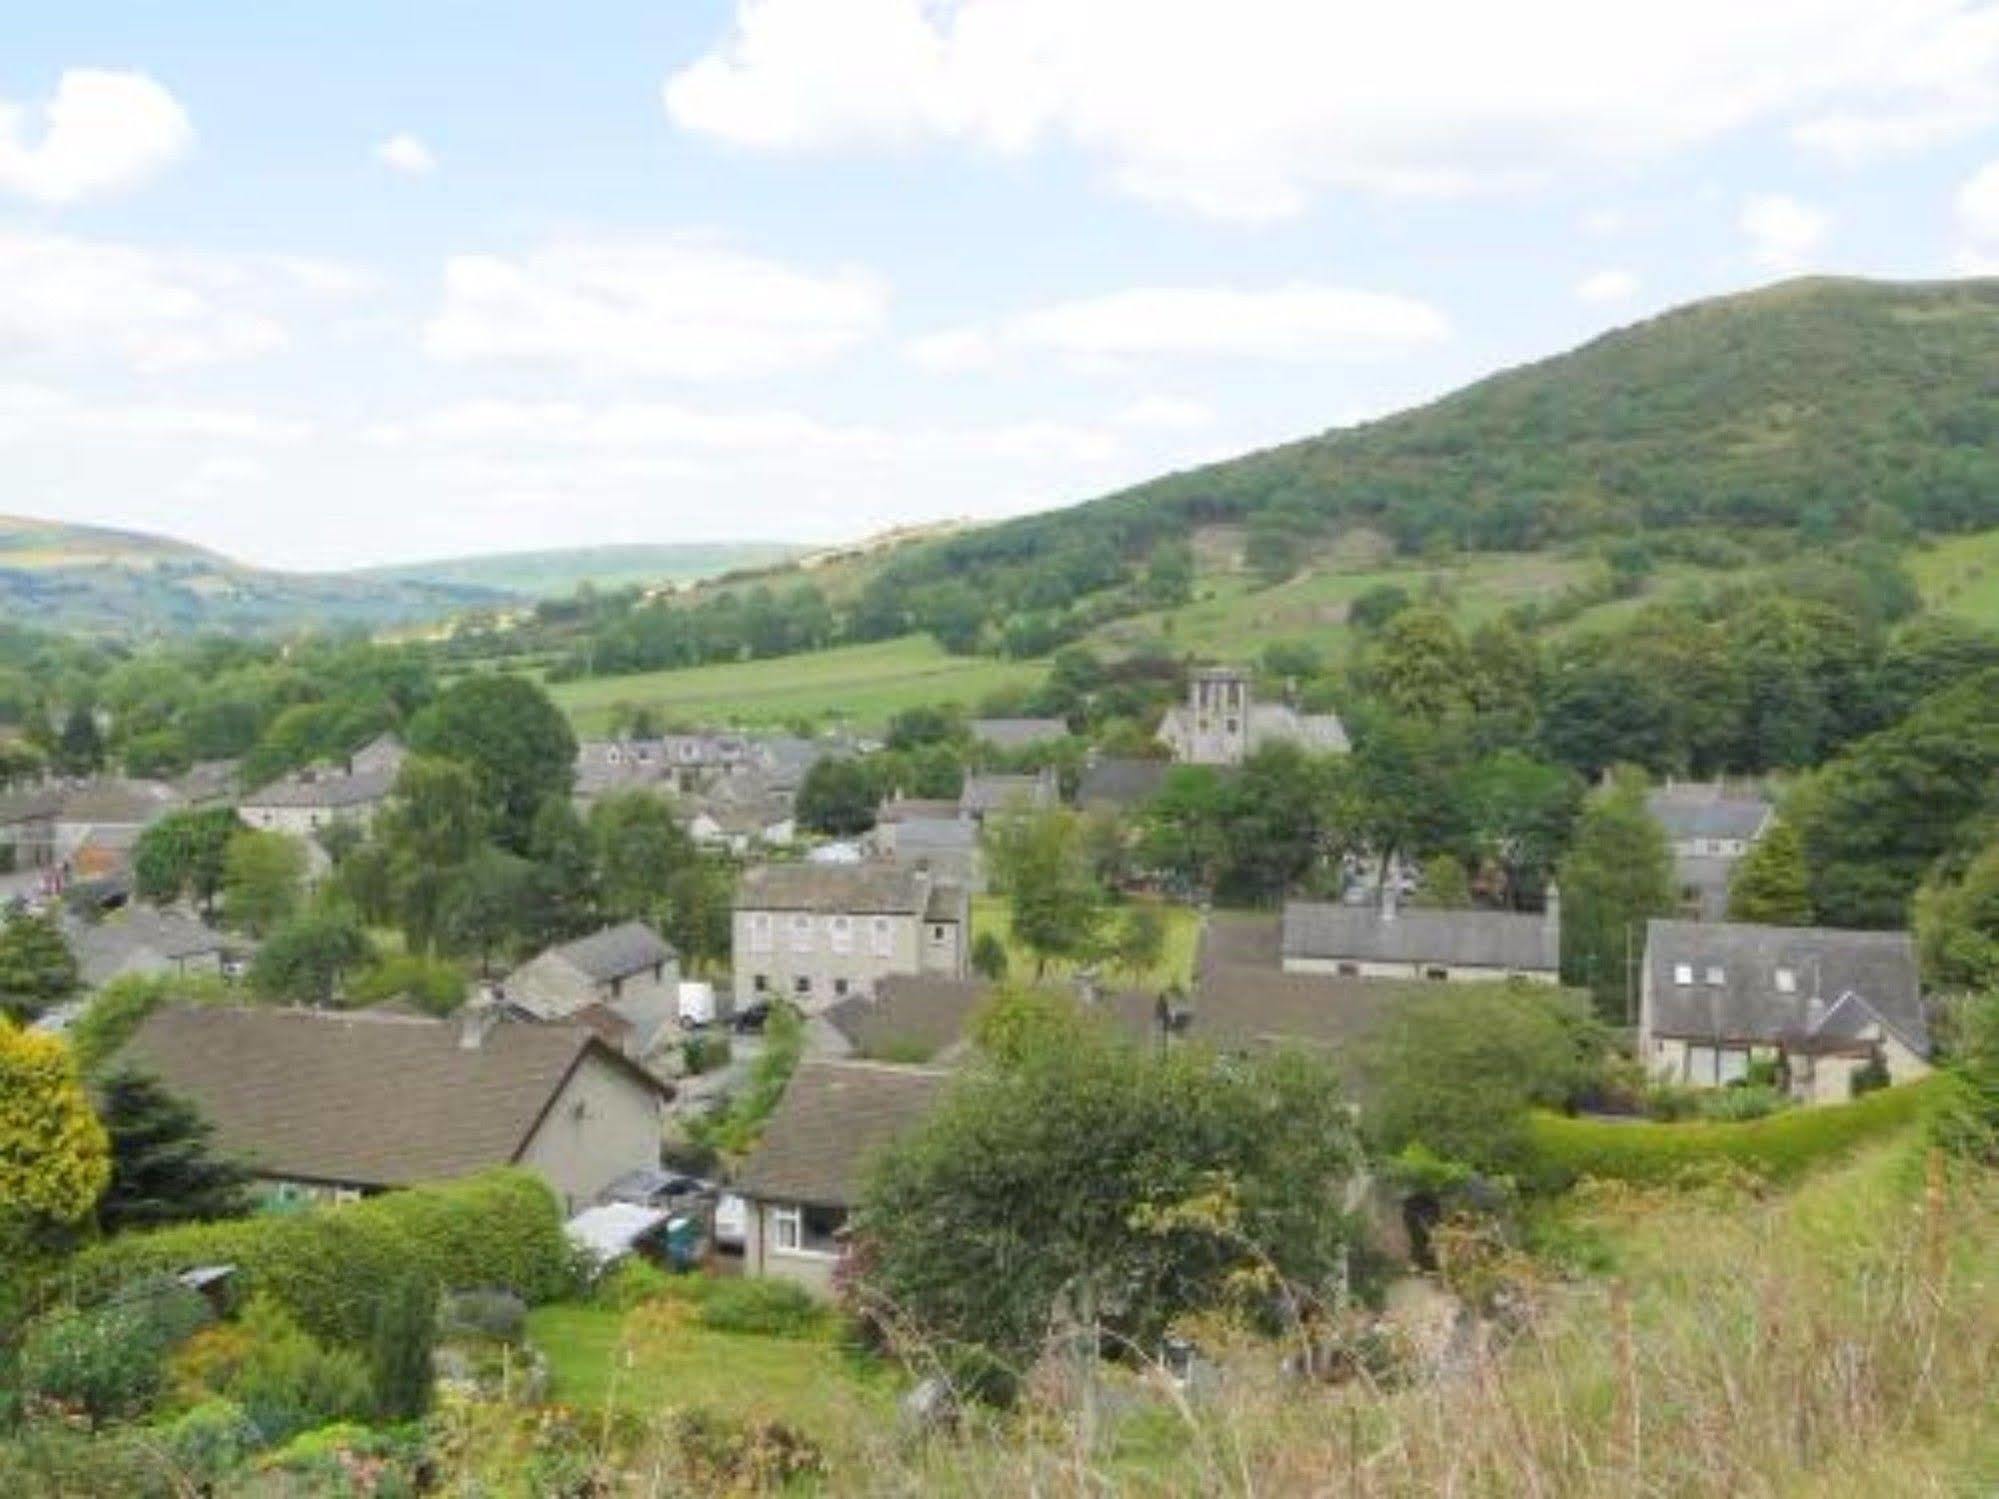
[4, 1, 1999, 572]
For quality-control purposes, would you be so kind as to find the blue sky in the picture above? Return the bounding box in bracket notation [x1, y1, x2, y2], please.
[5, 1, 1999, 569]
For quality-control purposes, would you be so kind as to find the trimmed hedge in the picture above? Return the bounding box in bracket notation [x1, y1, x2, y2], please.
[1529, 1078, 1941, 1189]
[59, 1170, 576, 1348]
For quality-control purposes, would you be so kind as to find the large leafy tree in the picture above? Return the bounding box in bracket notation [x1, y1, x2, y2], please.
[133, 808, 241, 912]
[95, 1067, 253, 1233]
[223, 828, 307, 937]
[984, 806, 1106, 977]
[249, 909, 374, 1006]
[1915, 838, 1999, 994]
[1727, 821, 1815, 927]
[1365, 606, 1476, 722]
[1557, 772, 1675, 1021]
[795, 757, 878, 837]
[370, 756, 488, 952]
[590, 789, 694, 925]
[0, 912, 79, 1023]
[438, 847, 538, 971]
[856, 1021, 1368, 1389]
[408, 674, 576, 851]
[1462, 750, 1584, 908]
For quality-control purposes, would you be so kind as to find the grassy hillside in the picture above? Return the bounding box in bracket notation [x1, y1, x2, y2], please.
[359, 541, 804, 598]
[1908, 529, 1999, 629]
[548, 633, 1041, 733]
[0, 514, 512, 636]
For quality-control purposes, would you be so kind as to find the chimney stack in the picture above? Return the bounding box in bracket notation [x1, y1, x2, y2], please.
[459, 995, 502, 1050]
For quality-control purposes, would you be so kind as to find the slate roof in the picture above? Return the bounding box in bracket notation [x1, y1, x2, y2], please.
[1646, 787, 1773, 844]
[1282, 901, 1559, 974]
[825, 976, 994, 1060]
[69, 906, 231, 988]
[1186, 965, 1438, 1076]
[876, 797, 962, 824]
[544, 921, 676, 983]
[119, 1006, 670, 1188]
[1076, 757, 1170, 811]
[736, 862, 959, 917]
[54, 779, 184, 825]
[0, 785, 63, 824]
[241, 765, 398, 811]
[1643, 919, 1928, 1055]
[734, 1060, 949, 1208]
[890, 817, 980, 853]
[960, 773, 1054, 817]
[969, 718, 1068, 751]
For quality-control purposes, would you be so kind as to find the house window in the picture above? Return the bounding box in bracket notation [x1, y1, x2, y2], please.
[749, 914, 774, 954]
[753, 974, 768, 993]
[1685, 1044, 1750, 1087]
[789, 915, 813, 954]
[1705, 965, 1725, 986]
[871, 917, 893, 957]
[1775, 967, 1796, 993]
[770, 1203, 844, 1257]
[794, 976, 811, 997]
[830, 915, 853, 954]
[1336, 962, 1361, 977]
[1673, 963, 1694, 986]
[834, 978, 850, 998]
[1424, 965, 1449, 982]
[931, 924, 948, 942]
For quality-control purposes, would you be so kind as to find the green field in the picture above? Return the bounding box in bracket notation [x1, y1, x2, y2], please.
[971, 893, 1201, 993]
[1909, 529, 1999, 628]
[548, 634, 1043, 733]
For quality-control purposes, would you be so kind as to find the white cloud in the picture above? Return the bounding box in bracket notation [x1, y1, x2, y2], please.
[1739, 194, 1829, 271]
[910, 283, 1446, 372]
[375, 132, 437, 175]
[1115, 396, 1213, 430]
[902, 326, 997, 372]
[1957, 159, 1999, 243]
[422, 237, 889, 378]
[0, 69, 192, 205]
[0, 382, 310, 445]
[1575, 268, 1639, 303]
[1790, 4, 1999, 163]
[666, 0, 1993, 219]
[0, 231, 292, 371]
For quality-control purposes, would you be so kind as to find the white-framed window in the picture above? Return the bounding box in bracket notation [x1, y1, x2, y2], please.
[1775, 967, 1796, 993]
[1685, 1044, 1750, 1087]
[789, 914, 813, 954]
[1673, 963, 1694, 986]
[772, 1205, 801, 1252]
[1705, 965, 1726, 986]
[830, 915, 853, 954]
[871, 916, 893, 957]
[749, 913, 774, 954]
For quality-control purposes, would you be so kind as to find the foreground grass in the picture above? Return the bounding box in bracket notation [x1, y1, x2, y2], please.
[548, 634, 1043, 733]
[971, 894, 1201, 993]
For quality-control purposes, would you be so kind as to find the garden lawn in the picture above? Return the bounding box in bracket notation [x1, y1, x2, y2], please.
[526, 1304, 896, 1445]
[548, 634, 1043, 734]
[971, 894, 1200, 992]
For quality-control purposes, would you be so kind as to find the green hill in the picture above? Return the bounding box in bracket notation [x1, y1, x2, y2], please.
[859, 276, 1999, 634]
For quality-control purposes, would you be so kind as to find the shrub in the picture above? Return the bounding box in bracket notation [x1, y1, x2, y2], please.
[60, 1169, 575, 1347]
[1699, 1084, 1791, 1122]
[1529, 1078, 1940, 1189]
[437, 1287, 528, 1345]
[17, 1275, 210, 1422]
[221, 1298, 372, 1447]
[346, 952, 469, 1016]
[694, 1277, 827, 1339]
[681, 1032, 732, 1075]
[368, 1272, 437, 1422]
[594, 1257, 676, 1311]
[164, 1398, 262, 1481]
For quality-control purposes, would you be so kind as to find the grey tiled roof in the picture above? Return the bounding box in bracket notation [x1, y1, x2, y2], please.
[241, 765, 398, 810]
[1282, 901, 1559, 973]
[736, 862, 955, 916]
[1646, 788, 1773, 843]
[735, 1060, 948, 1208]
[546, 921, 676, 983]
[825, 975, 993, 1059]
[960, 773, 1054, 816]
[121, 1006, 668, 1188]
[70, 906, 232, 988]
[876, 797, 961, 824]
[1643, 919, 1927, 1055]
[1076, 757, 1170, 810]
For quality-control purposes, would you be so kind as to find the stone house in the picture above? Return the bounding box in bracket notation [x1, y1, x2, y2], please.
[968, 718, 1068, 753]
[734, 1059, 947, 1295]
[732, 864, 969, 1011]
[120, 1004, 672, 1212]
[1157, 666, 1349, 766]
[1646, 782, 1776, 920]
[959, 768, 1059, 821]
[502, 921, 679, 1022]
[239, 736, 404, 837]
[1281, 890, 1561, 984]
[1639, 919, 1930, 1104]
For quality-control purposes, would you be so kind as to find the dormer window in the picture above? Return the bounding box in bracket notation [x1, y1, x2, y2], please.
[1706, 965, 1725, 986]
[1673, 963, 1694, 986]
[1775, 967, 1796, 993]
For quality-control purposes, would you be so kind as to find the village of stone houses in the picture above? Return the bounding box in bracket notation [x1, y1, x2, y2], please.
[10, 9, 1999, 1495]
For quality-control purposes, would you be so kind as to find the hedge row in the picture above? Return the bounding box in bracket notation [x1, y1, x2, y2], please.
[57, 1170, 577, 1347]
[1529, 1077, 1942, 1189]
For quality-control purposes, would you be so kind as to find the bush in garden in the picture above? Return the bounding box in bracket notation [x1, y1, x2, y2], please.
[219, 1297, 372, 1447]
[368, 1272, 438, 1422]
[60, 1169, 574, 1347]
[163, 1398, 262, 1481]
[16, 1275, 210, 1422]
[694, 1277, 828, 1339]
[437, 1287, 528, 1345]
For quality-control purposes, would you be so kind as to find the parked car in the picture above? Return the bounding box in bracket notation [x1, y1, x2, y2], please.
[730, 1000, 773, 1035]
